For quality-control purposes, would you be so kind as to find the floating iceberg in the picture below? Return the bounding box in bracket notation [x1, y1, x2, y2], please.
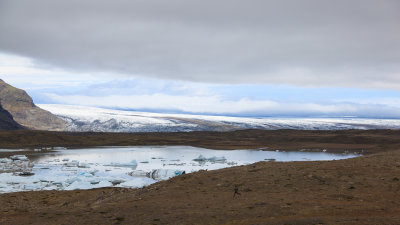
[10, 155, 29, 161]
[193, 155, 207, 162]
[0, 158, 12, 163]
[20, 183, 41, 191]
[104, 160, 137, 169]
[117, 178, 153, 188]
[78, 162, 90, 168]
[65, 160, 79, 167]
[193, 155, 226, 163]
[65, 181, 92, 191]
[150, 169, 185, 180]
[65, 176, 82, 185]
[128, 170, 150, 177]
[0, 156, 32, 172]
[208, 156, 226, 162]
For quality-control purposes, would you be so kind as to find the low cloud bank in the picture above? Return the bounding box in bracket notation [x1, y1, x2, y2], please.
[45, 93, 400, 118]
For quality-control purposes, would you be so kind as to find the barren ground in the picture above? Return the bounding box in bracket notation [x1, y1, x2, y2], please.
[1, 129, 400, 224]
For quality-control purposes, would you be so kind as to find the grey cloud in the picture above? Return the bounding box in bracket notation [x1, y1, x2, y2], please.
[0, 0, 399, 88]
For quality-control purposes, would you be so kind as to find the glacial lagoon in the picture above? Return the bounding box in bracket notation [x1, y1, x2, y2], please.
[0, 146, 358, 193]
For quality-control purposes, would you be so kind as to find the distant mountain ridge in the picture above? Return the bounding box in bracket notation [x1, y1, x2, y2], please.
[0, 79, 66, 131]
[2, 78, 400, 132]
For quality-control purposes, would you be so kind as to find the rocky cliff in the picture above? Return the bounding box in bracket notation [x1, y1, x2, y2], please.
[0, 79, 66, 131]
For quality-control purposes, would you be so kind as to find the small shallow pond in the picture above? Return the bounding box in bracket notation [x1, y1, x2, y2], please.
[0, 146, 358, 193]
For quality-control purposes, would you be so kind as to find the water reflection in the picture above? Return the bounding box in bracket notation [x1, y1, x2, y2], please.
[33, 146, 357, 170]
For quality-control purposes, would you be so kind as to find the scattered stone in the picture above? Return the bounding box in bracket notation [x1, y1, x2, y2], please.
[111, 180, 125, 185]
[264, 158, 276, 161]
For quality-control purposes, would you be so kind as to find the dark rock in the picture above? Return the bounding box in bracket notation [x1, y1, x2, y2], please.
[18, 171, 35, 176]
[0, 103, 23, 130]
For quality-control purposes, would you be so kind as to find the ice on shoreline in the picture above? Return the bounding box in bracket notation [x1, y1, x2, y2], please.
[0, 155, 33, 173]
[0, 154, 157, 193]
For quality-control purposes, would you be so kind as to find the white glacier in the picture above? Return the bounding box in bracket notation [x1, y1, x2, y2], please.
[38, 104, 400, 132]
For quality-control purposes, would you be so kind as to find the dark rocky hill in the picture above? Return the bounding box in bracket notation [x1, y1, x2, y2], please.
[0, 103, 23, 130]
[0, 79, 65, 131]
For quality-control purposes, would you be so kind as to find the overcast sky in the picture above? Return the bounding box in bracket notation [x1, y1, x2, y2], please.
[1, 0, 400, 117]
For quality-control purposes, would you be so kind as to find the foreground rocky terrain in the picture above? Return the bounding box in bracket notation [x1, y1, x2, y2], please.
[0, 79, 65, 131]
[0, 130, 400, 224]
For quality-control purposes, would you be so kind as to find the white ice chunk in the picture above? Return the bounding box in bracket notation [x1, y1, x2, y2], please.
[65, 181, 92, 190]
[0, 158, 12, 163]
[92, 180, 112, 188]
[150, 169, 185, 180]
[65, 161, 79, 167]
[104, 160, 137, 169]
[117, 178, 153, 188]
[10, 155, 29, 161]
[193, 155, 207, 162]
[128, 170, 150, 177]
[20, 183, 41, 191]
[89, 179, 100, 185]
[207, 156, 226, 162]
[78, 162, 90, 168]
[65, 177, 82, 185]
[193, 155, 226, 163]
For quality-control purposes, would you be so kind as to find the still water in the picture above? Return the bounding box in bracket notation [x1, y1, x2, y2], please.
[0, 146, 358, 193]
